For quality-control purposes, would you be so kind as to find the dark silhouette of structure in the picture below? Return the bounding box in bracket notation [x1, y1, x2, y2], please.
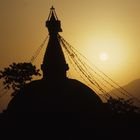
[41, 7, 69, 80]
[6, 7, 103, 113]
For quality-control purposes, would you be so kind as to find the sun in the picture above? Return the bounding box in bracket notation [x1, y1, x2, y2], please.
[99, 52, 109, 61]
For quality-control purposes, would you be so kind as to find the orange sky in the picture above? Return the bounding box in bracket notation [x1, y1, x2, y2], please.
[0, 0, 140, 109]
[1, 0, 140, 86]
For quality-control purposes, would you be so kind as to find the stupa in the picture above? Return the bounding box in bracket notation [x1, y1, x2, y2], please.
[6, 7, 103, 113]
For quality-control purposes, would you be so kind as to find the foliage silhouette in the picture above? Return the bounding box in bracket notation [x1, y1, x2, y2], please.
[0, 62, 41, 94]
[106, 97, 140, 114]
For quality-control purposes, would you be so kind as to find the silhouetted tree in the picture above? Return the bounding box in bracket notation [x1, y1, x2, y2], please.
[107, 97, 140, 114]
[0, 62, 41, 95]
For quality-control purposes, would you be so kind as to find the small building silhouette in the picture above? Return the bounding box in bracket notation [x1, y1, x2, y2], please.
[6, 7, 103, 113]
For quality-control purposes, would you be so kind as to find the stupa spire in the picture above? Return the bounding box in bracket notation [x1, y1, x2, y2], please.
[41, 7, 69, 80]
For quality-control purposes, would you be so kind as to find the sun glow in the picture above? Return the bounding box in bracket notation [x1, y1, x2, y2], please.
[83, 35, 127, 76]
[99, 52, 109, 61]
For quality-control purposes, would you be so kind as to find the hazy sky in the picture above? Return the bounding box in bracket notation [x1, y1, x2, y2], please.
[1, 0, 140, 86]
